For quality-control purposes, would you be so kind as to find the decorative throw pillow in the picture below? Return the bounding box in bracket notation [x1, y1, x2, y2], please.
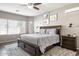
[40, 29, 46, 34]
[46, 29, 56, 35]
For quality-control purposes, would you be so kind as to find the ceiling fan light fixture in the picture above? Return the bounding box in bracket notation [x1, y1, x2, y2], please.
[27, 3, 34, 9]
[27, 5, 33, 9]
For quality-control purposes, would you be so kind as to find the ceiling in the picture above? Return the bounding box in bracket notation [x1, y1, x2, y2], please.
[0, 3, 71, 16]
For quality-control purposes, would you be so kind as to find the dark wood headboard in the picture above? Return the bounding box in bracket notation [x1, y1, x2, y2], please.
[40, 25, 61, 34]
[40, 25, 62, 45]
[40, 25, 61, 29]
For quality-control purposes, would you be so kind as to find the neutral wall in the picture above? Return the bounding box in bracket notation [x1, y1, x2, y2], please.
[27, 17, 34, 34]
[0, 11, 34, 43]
[34, 3, 79, 48]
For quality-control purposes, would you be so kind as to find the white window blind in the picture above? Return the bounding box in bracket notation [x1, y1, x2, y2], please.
[8, 20, 20, 34]
[0, 19, 7, 35]
[0, 19, 26, 35]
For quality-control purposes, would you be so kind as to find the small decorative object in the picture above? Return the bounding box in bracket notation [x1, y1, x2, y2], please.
[73, 33, 76, 37]
[69, 23, 73, 27]
[36, 26, 40, 33]
[36, 26, 39, 29]
[67, 34, 71, 37]
[73, 35, 76, 37]
[43, 13, 49, 24]
[43, 14, 48, 19]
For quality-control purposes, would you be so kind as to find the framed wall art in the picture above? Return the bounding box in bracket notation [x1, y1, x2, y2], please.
[50, 13, 58, 22]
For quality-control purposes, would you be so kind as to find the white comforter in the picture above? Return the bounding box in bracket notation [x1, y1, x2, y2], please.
[20, 34, 59, 53]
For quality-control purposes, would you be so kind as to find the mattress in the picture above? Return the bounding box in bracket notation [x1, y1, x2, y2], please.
[20, 34, 59, 53]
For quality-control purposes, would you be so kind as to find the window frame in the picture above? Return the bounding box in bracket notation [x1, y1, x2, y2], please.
[0, 19, 26, 35]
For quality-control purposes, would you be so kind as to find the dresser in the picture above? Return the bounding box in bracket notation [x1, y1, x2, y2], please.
[62, 36, 77, 51]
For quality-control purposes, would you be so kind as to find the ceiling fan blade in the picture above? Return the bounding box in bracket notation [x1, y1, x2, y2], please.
[33, 3, 42, 5]
[33, 6, 39, 10]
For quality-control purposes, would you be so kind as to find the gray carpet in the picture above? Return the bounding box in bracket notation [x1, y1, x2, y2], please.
[42, 46, 76, 56]
[0, 43, 76, 56]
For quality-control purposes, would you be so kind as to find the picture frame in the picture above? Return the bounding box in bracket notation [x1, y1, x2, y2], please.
[50, 13, 58, 22]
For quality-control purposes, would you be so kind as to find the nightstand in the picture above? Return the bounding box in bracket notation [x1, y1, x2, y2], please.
[62, 36, 77, 51]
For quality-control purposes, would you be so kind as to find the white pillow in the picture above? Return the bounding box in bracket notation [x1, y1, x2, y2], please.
[40, 29, 46, 34]
[46, 29, 56, 35]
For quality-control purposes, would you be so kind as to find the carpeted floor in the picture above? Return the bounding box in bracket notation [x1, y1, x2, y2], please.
[0, 42, 76, 56]
[42, 46, 76, 56]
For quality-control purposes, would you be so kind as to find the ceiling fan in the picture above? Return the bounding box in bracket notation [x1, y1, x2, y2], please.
[22, 3, 42, 10]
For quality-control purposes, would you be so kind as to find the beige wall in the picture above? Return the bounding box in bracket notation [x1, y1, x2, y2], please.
[0, 11, 34, 43]
[34, 3, 79, 49]
[27, 17, 34, 34]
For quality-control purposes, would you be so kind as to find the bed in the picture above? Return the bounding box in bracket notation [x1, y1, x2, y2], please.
[18, 25, 61, 56]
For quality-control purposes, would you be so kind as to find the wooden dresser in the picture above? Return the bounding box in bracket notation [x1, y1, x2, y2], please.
[62, 36, 77, 51]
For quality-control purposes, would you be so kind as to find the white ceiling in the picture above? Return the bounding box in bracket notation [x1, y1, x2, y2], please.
[0, 3, 71, 16]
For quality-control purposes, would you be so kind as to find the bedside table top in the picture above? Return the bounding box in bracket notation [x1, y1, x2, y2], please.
[62, 35, 76, 38]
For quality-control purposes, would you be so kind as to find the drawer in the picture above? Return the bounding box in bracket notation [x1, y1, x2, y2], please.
[62, 44, 76, 50]
[62, 40, 75, 44]
[25, 44, 35, 51]
[62, 44, 75, 48]
[62, 42, 75, 46]
[18, 41, 24, 48]
[62, 42, 75, 47]
[62, 38, 75, 42]
[24, 44, 35, 55]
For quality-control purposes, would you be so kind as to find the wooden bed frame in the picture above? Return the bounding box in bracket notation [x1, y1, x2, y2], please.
[18, 25, 61, 56]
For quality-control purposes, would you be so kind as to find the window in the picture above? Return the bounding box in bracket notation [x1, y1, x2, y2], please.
[20, 21, 26, 34]
[8, 20, 20, 34]
[0, 19, 26, 35]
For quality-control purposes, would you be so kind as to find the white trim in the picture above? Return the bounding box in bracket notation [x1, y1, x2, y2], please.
[65, 7, 79, 13]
